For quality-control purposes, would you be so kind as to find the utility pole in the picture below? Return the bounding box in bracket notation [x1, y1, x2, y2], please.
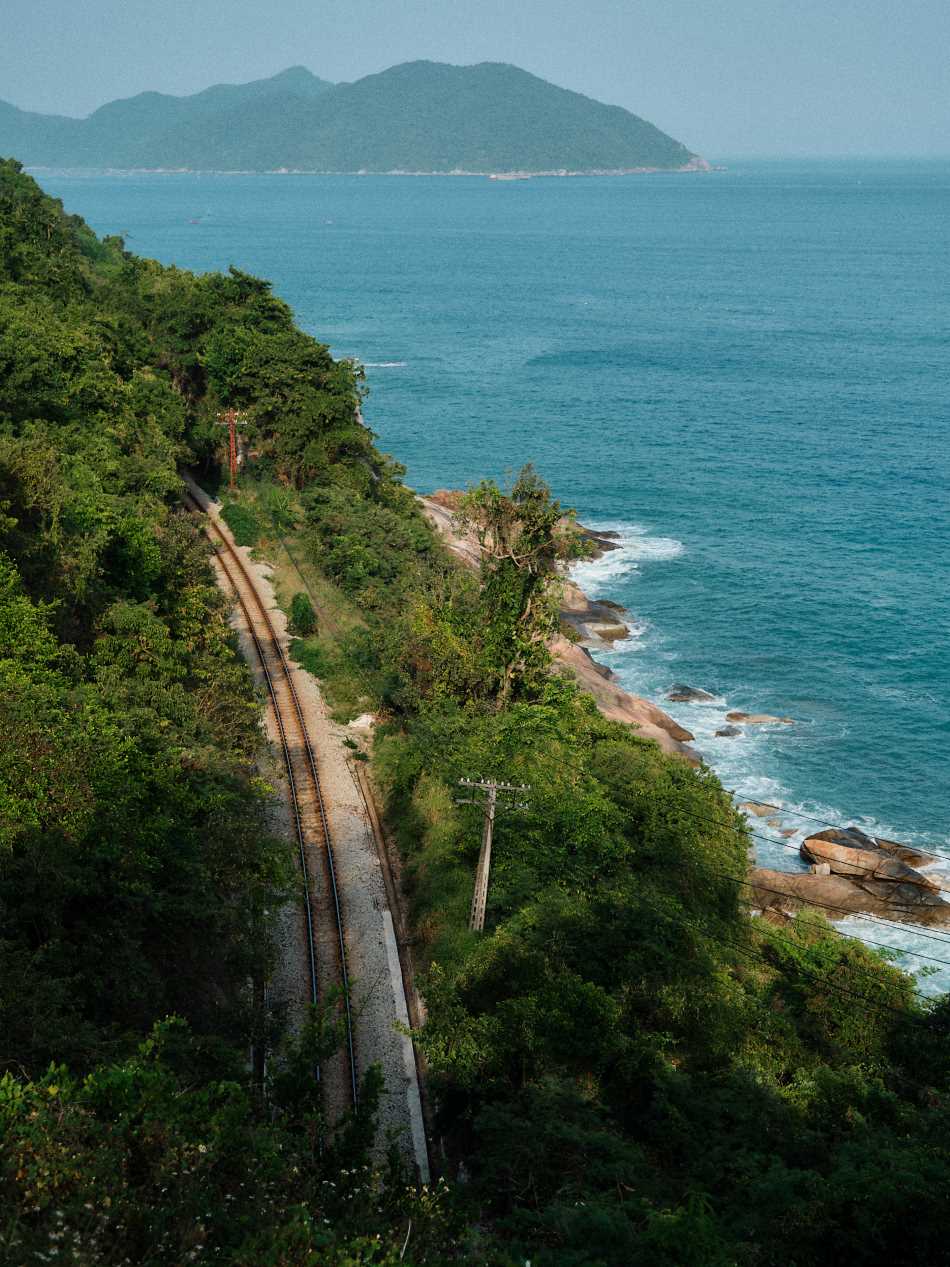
[456, 779, 530, 932]
[218, 408, 239, 490]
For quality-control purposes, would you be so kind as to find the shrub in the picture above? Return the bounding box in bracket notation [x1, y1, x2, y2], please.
[220, 500, 262, 547]
[289, 591, 317, 636]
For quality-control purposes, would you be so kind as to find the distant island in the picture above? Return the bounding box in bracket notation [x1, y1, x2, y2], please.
[0, 61, 707, 175]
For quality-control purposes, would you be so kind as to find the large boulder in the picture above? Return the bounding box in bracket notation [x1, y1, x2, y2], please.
[750, 867, 950, 927]
[801, 830, 938, 894]
[804, 826, 935, 869]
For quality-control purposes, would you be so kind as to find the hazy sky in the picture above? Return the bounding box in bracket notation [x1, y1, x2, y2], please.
[3, 0, 948, 156]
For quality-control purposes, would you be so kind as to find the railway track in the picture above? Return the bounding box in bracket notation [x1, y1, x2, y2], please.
[183, 490, 358, 1112]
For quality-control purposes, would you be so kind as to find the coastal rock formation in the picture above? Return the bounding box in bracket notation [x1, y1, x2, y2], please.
[551, 634, 699, 761]
[801, 828, 939, 891]
[803, 826, 935, 869]
[726, 711, 794, 725]
[739, 801, 774, 817]
[716, 725, 743, 737]
[668, 684, 716, 702]
[418, 491, 698, 761]
[751, 864, 950, 928]
[560, 580, 631, 643]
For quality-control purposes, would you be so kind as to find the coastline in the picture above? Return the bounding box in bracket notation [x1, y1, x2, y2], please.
[25, 159, 712, 178]
[419, 491, 950, 958]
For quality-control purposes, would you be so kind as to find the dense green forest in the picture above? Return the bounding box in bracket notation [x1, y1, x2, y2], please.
[2, 159, 949, 1266]
[0, 62, 700, 173]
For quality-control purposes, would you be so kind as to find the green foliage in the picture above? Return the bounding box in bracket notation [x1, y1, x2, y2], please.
[456, 465, 590, 705]
[290, 590, 317, 636]
[221, 498, 263, 546]
[0, 1017, 462, 1266]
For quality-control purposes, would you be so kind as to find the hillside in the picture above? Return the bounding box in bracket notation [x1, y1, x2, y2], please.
[0, 60, 704, 173]
[3, 161, 948, 1267]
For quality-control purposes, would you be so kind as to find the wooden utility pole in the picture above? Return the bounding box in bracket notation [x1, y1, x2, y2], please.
[217, 408, 239, 490]
[457, 779, 530, 932]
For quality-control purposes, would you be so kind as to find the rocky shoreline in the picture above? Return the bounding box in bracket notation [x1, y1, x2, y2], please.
[419, 490, 950, 933]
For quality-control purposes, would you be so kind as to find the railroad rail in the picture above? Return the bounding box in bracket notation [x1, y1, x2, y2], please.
[183, 489, 358, 1111]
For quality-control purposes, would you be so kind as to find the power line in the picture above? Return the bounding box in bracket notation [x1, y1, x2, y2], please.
[630, 887, 944, 1036]
[726, 789, 950, 866]
[512, 741, 950, 951]
[224, 493, 950, 978]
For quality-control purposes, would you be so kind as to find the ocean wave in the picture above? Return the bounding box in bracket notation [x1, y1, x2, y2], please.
[363, 360, 407, 368]
[570, 522, 684, 595]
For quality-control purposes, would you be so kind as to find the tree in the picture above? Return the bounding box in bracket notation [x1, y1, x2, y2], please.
[455, 464, 587, 706]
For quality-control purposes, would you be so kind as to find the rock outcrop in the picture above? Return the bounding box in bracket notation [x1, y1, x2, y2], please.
[668, 684, 716, 703]
[560, 580, 631, 643]
[551, 634, 700, 761]
[803, 826, 935, 869]
[751, 861, 950, 928]
[801, 828, 939, 890]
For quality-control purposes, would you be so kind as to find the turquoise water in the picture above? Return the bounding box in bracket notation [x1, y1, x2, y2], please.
[38, 163, 950, 981]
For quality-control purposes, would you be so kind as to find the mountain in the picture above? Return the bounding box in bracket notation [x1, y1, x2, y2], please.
[0, 61, 704, 173]
[0, 67, 334, 168]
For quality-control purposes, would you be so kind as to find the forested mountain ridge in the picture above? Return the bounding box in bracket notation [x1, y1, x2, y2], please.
[1, 161, 949, 1267]
[0, 61, 703, 173]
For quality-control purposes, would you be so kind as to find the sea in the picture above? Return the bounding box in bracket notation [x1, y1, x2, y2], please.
[36, 161, 950, 991]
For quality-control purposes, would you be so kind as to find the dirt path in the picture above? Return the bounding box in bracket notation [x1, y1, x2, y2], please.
[185, 476, 429, 1181]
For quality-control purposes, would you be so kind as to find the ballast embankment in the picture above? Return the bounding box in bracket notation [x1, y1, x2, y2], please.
[184, 474, 430, 1181]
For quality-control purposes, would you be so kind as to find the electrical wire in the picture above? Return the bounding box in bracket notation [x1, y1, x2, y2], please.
[725, 787, 950, 866]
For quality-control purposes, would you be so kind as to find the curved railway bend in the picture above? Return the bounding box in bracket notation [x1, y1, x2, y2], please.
[182, 476, 430, 1183]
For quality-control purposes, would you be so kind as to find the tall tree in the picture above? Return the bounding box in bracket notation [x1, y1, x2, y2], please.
[456, 464, 586, 706]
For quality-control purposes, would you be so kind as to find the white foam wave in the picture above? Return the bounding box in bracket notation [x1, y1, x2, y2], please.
[571, 522, 684, 596]
[363, 360, 407, 368]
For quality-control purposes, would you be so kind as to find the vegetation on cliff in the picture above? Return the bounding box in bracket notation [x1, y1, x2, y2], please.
[2, 162, 949, 1266]
[0, 158, 450, 1264]
[0, 61, 700, 173]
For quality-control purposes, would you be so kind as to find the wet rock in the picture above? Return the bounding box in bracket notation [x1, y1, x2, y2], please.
[667, 684, 716, 703]
[577, 525, 622, 558]
[726, 711, 794, 725]
[559, 581, 631, 644]
[715, 725, 743, 738]
[552, 634, 698, 759]
[739, 801, 774, 817]
[577, 645, 616, 681]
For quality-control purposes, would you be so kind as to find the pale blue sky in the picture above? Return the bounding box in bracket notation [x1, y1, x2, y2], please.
[2, 0, 948, 156]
